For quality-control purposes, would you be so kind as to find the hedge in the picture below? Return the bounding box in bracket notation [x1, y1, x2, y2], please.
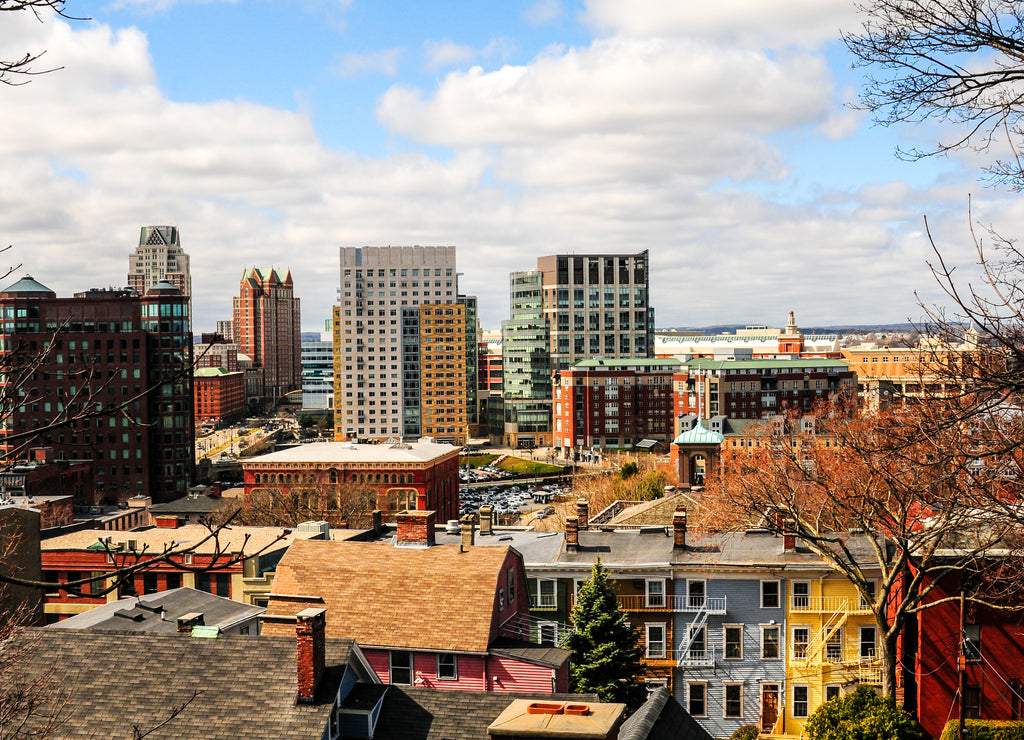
[939, 720, 1024, 740]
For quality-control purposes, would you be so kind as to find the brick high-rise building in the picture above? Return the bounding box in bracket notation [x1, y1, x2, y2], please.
[335, 246, 460, 441]
[0, 275, 194, 502]
[232, 268, 301, 410]
[127, 226, 191, 312]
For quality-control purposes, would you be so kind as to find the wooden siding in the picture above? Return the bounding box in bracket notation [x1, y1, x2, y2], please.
[487, 654, 555, 694]
[364, 649, 554, 694]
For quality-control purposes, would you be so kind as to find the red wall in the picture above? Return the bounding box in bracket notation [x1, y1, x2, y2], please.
[916, 572, 1024, 738]
[364, 649, 557, 694]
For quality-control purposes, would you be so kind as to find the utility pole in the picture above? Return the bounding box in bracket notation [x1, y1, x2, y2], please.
[958, 589, 966, 740]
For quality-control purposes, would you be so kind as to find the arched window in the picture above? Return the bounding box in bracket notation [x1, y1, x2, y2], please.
[329, 470, 338, 484]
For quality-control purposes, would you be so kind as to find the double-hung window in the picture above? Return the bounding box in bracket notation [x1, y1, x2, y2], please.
[645, 623, 666, 658]
[646, 579, 665, 608]
[724, 625, 743, 659]
[390, 651, 413, 685]
[436, 653, 457, 680]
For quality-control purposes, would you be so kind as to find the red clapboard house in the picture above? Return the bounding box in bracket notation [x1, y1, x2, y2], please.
[262, 510, 570, 694]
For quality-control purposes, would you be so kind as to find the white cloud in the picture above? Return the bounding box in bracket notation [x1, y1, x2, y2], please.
[582, 0, 862, 48]
[332, 47, 402, 77]
[524, 0, 563, 26]
[424, 40, 474, 70]
[0, 6, 1006, 335]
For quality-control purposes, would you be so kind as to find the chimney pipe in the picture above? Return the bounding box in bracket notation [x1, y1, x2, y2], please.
[460, 514, 475, 552]
[576, 498, 589, 531]
[673, 508, 687, 549]
[296, 607, 327, 704]
[372, 509, 383, 534]
[479, 505, 494, 536]
[566, 515, 579, 552]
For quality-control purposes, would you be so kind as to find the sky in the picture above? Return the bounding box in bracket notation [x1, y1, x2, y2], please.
[1, 0, 1020, 333]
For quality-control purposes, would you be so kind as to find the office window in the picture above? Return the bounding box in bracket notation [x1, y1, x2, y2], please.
[390, 651, 413, 685]
[724, 625, 743, 659]
[646, 579, 665, 608]
[436, 653, 457, 680]
[724, 683, 743, 718]
[761, 625, 780, 659]
[688, 682, 707, 717]
[793, 685, 809, 718]
[761, 580, 780, 608]
[645, 623, 666, 658]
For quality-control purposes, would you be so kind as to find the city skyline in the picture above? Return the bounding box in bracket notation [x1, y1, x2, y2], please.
[0, 1, 1014, 332]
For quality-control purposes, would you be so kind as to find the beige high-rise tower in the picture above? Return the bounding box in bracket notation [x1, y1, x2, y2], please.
[128, 226, 191, 308]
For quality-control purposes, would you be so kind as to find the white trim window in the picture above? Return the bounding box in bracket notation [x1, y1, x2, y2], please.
[791, 580, 810, 609]
[792, 626, 809, 661]
[724, 683, 744, 719]
[793, 685, 810, 718]
[436, 653, 457, 680]
[761, 625, 781, 659]
[539, 621, 558, 647]
[826, 627, 843, 662]
[688, 682, 707, 717]
[724, 624, 744, 660]
[536, 579, 557, 609]
[761, 580, 781, 609]
[645, 578, 666, 608]
[645, 623, 667, 659]
[825, 684, 842, 702]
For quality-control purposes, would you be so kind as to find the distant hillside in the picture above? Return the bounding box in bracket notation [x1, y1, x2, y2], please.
[657, 323, 918, 335]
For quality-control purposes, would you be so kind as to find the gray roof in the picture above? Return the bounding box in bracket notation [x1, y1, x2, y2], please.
[619, 687, 714, 740]
[489, 636, 571, 669]
[351, 526, 568, 566]
[49, 587, 264, 633]
[370, 689, 599, 740]
[1, 274, 55, 296]
[9, 630, 356, 739]
[148, 494, 233, 517]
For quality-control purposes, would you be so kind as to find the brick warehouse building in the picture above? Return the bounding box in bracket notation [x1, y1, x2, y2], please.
[553, 357, 680, 451]
[0, 275, 193, 503]
[193, 367, 246, 427]
[241, 438, 460, 522]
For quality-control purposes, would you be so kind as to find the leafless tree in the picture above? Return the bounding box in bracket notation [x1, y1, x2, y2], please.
[0, 1, 84, 85]
[844, 0, 1024, 189]
[222, 483, 378, 530]
[701, 403, 1024, 699]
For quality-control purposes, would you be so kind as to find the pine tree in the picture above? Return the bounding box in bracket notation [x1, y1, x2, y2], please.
[568, 558, 648, 712]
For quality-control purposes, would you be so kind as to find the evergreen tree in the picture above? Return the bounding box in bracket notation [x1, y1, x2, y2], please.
[568, 558, 648, 711]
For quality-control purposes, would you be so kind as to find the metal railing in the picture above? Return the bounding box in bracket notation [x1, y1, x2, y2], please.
[617, 594, 727, 614]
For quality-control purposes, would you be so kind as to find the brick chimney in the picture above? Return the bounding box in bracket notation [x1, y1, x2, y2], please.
[296, 607, 327, 704]
[576, 499, 589, 531]
[673, 508, 687, 549]
[395, 510, 436, 547]
[566, 515, 579, 552]
[176, 612, 204, 632]
[460, 514, 475, 552]
[479, 505, 494, 536]
[783, 518, 797, 553]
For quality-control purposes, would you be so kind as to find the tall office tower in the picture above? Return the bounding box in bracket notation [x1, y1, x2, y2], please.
[301, 329, 334, 411]
[335, 246, 458, 441]
[232, 268, 301, 409]
[459, 295, 480, 434]
[127, 226, 192, 311]
[497, 251, 654, 448]
[0, 275, 194, 502]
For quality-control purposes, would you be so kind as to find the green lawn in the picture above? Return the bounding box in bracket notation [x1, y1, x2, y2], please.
[497, 457, 564, 475]
[459, 453, 498, 468]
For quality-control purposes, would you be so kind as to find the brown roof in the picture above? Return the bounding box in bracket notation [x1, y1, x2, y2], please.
[265, 539, 514, 652]
[41, 524, 310, 556]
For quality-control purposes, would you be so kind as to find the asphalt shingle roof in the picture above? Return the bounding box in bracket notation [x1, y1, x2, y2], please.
[264, 539, 513, 652]
[9, 629, 354, 739]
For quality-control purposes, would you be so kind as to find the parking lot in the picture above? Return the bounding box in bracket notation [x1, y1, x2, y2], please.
[458, 466, 571, 521]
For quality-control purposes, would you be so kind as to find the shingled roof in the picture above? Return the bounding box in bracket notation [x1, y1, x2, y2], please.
[8, 629, 357, 739]
[264, 539, 514, 652]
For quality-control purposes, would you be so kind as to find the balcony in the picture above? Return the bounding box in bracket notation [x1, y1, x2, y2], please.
[789, 595, 872, 616]
[528, 595, 559, 612]
[617, 594, 727, 614]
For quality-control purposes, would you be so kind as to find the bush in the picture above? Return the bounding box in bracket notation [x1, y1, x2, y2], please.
[939, 720, 1024, 740]
[730, 725, 760, 740]
[620, 460, 639, 479]
[804, 685, 923, 740]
